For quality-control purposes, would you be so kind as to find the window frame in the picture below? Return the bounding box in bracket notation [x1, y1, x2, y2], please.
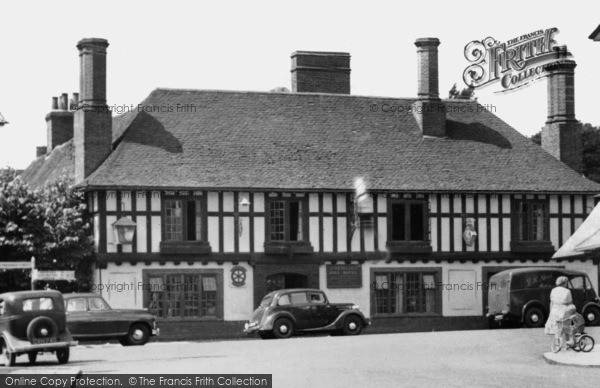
[510, 198, 553, 252]
[370, 268, 442, 317]
[142, 269, 223, 321]
[265, 197, 309, 243]
[161, 197, 207, 243]
[386, 198, 431, 253]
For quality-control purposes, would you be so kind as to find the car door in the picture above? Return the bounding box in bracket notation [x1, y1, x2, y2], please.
[288, 292, 311, 330]
[307, 291, 333, 328]
[88, 297, 125, 335]
[568, 275, 587, 311]
[65, 297, 94, 336]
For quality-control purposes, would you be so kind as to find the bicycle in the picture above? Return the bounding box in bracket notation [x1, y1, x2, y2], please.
[550, 316, 595, 353]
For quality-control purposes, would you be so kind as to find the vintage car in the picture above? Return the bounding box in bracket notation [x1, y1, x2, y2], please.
[244, 288, 370, 339]
[0, 290, 77, 366]
[487, 267, 600, 328]
[63, 293, 159, 346]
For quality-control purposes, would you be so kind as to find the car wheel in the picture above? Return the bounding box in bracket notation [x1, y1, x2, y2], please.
[272, 318, 294, 339]
[583, 306, 600, 326]
[56, 348, 69, 364]
[342, 315, 363, 335]
[523, 307, 545, 328]
[124, 323, 150, 346]
[26, 316, 59, 342]
[1, 340, 16, 367]
[28, 352, 37, 365]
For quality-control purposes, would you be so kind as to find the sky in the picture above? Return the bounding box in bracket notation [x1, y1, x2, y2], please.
[0, 0, 599, 169]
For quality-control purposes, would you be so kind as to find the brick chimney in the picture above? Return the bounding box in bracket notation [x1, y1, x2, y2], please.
[291, 51, 350, 94]
[45, 93, 74, 152]
[413, 38, 446, 137]
[74, 38, 112, 183]
[541, 46, 582, 173]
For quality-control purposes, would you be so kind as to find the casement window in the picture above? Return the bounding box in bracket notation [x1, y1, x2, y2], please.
[146, 272, 222, 319]
[161, 194, 210, 254]
[386, 199, 431, 252]
[390, 201, 426, 241]
[264, 197, 313, 254]
[511, 198, 553, 252]
[164, 199, 203, 241]
[516, 200, 549, 241]
[373, 271, 440, 315]
[268, 199, 305, 242]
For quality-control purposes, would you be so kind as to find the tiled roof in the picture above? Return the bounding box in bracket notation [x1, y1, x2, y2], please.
[24, 88, 600, 193]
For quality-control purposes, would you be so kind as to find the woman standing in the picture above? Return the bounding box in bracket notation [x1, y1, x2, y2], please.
[545, 276, 572, 337]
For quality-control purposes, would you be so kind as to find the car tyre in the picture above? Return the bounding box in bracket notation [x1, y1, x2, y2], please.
[123, 323, 150, 346]
[342, 315, 363, 336]
[523, 307, 545, 328]
[272, 318, 294, 339]
[56, 348, 69, 364]
[26, 316, 58, 342]
[583, 306, 600, 326]
[28, 352, 37, 364]
[1, 340, 16, 367]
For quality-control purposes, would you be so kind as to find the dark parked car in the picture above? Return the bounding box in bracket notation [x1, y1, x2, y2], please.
[244, 288, 370, 339]
[487, 267, 600, 328]
[63, 293, 159, 346]
[0, 290, 77, 366]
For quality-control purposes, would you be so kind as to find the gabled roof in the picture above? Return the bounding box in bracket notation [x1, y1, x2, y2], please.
[23, 88, 600, 193]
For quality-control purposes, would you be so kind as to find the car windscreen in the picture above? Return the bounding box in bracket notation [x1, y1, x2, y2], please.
[260, 296, 273, 308]
[23, 297, 54, 311]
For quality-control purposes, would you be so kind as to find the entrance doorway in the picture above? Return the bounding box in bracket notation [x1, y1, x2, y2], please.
[266, 273, 308, 293]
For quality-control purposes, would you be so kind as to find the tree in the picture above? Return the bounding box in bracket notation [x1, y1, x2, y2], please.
[37, 174, 95, 290]
[0, 168, 45, 260]
[0, 170, 95, 291]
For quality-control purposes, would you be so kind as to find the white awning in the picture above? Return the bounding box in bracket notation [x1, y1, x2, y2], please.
[553, 202, 600, 258]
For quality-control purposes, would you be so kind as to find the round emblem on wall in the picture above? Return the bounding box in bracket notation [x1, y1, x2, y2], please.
[231, 266, 247, 286]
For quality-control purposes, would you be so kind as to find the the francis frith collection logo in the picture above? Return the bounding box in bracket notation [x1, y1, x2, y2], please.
[463, 27, 562, 93]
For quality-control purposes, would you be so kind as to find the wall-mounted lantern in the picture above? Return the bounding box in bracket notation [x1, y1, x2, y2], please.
[239, 196, 251, 208]
[112, 217, 137, 244]
[237, 195, 252, 238]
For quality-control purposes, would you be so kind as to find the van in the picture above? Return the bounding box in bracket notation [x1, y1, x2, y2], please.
[487, 267, 600, 328]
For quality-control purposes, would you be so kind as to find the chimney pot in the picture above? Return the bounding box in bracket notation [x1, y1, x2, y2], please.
[59, 93, 68, 110]
[52, 97, 59, 110]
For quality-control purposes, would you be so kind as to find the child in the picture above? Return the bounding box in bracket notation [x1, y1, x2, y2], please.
[563, 304, 585, 346]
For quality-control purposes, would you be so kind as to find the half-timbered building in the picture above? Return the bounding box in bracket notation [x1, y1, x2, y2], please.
[22, 38, 600, 338]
